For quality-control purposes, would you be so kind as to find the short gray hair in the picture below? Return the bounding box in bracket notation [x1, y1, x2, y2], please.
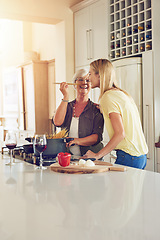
[72, 68, 89, 82]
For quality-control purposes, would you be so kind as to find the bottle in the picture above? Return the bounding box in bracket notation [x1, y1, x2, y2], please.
[146, 44, 151, 50]
[122, 32, 126, 37]
[133, 38, 138, 43]
[116, 43, 120, 48]
[122, 50, 126, 56]
[140, 36, 145, 41]
[140, 46, 144, 51]
[146, 34, 152, 39]
[116, 52, 120, 57]
[111, 44, 115, 49]
[127, 39, 132, 45]
[110, 52, 115, 58]
[138, 26, 144, 30]
[116, 32, 120, 39]
[111, 35, 115, 40]
[146, 24, 151, 29]
[135, 48, 138, 53]
[133, 28, 138, 33]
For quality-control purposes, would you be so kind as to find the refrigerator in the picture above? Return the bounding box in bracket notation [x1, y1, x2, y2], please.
[91, 57, 143, 163]
[112, 56, 155, 171]
[91, 56, 154, 170]
[112, 57, 143, 124]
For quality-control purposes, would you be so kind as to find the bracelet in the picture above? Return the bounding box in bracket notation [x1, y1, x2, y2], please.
[62, 99, 69, 102]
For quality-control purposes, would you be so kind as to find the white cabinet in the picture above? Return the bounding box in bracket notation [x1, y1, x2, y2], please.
[18, 61, 49, 135]
[112, 57, 143, 122]
[48, 59, 56, 119]
[142, 51, 155, 171]
[73, 0, 108, 68]
[109, 0, 152, 60]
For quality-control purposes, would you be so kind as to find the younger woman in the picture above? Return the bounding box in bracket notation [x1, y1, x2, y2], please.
[84, 59, 148, 169]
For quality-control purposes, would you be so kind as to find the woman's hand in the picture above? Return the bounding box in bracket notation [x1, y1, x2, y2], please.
[66, 134, 98, 148]
[93, 103, 100, 110]
[60, 82, 69, 100]
[83, 112, 125, 160]
[66, 138, 79, 148]
[83, 150, 98, 160]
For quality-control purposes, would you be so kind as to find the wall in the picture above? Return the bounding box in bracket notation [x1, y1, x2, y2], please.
[0, 0, 77, 116]
[0, 19, 24, 68]
[0, 19, 24, 115]
[0, 0, 75, 98]
[32, 23, 57, 60]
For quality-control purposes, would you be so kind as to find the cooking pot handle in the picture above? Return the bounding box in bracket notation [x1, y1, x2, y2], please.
[25, 137, 34, 143]
[64, 138, 75, 146]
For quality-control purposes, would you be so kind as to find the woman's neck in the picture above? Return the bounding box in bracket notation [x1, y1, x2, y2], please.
[73, 96, 89, 118]
[76, 95, 89, 104]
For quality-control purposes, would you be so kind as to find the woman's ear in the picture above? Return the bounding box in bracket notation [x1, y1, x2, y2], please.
[74, 82, 77, 89]
[98, 74, 100, 83]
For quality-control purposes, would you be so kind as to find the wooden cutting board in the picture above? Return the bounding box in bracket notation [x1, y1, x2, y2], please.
[50, 160, 126, 174]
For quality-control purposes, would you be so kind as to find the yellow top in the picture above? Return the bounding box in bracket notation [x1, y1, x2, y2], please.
[100, 90, 148, 156]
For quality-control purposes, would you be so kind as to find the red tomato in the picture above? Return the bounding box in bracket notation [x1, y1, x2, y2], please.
[58, 152, 71, 167]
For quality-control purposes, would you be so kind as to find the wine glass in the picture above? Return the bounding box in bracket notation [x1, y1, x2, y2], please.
[34, 134, 47, 170]
[5, 131, 17, 166]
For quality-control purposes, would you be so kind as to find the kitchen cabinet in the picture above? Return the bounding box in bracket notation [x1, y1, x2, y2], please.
[0, 126, 4, 141]
[17, 61, 49, 135]
[142, 0, 160, 172]
[48, 59, 56, 134]
[73, 0, 108, 68]
[48, 59, 56, 120]
[142, 51, 155, 171]
[109, 0, 152, 60]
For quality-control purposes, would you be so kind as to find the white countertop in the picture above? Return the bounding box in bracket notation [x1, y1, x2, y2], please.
[0, 153, 160, 240]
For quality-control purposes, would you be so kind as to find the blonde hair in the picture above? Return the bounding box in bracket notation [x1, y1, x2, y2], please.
[90, 59, 129, 100]
[72, 68, 89, 83]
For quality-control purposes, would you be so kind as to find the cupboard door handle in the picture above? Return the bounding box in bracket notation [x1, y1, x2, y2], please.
[145, 104, 150, 159]
[86, 30, 90, 60]
[89, 29, 93, 59]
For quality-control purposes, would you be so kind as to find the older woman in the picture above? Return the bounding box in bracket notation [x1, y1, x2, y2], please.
[53, 69, 104, 156]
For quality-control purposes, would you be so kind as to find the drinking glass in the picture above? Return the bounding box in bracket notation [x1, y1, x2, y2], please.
[5, 131, 17, 165]
[34, 134, 47, 170]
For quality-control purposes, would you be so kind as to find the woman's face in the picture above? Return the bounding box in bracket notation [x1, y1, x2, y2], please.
[89, 67, 100, 88]
[75, 74, 91, 96]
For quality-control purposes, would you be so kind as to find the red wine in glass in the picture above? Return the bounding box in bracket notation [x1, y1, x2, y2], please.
[6, 144, 17, 150]
[5, 132, 17, 165]
[35, 144, 47, 153]
[34, 134, 47, 170]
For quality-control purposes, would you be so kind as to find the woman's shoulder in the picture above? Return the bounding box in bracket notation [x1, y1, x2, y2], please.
[69, 99, 76, 104]
[101, 90, 115, 101]
[102, 89, 126, 99]
[88, 99, 101, 113]
[68, 99, 76, 107]
[100, 89, 125, 106]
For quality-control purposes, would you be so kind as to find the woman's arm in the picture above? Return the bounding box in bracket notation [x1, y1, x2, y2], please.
[67, 134, 98, 147]
[84, 112, 125, 159]
[53, 82, 69, 126]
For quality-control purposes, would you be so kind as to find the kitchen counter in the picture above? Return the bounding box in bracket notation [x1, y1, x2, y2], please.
[0, 153, 160, 240]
